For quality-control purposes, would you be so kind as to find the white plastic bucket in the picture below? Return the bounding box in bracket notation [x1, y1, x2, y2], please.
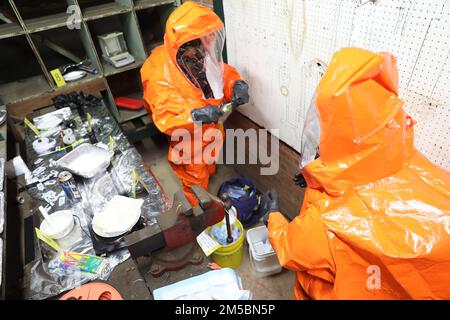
[246, 225, 282, 277]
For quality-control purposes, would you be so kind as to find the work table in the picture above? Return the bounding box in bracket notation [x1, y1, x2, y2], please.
[17, 94, 169, 300]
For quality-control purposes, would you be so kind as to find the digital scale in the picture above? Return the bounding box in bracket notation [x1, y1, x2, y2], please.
[97, 32, 135, 68]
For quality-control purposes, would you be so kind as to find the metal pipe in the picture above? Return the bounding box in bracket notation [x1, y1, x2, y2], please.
[220, 194, 233, 244]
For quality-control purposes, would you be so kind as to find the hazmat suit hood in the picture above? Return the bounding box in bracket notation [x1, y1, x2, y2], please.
[164, 1, 225, 100]
[269, 47, 450, 300]
[302, 48, 415, 195]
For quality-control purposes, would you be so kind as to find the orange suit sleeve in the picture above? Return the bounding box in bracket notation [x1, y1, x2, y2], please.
[141, 52, 202, 135]
[268, 208, 336, 283]
[223, 63, 241, 102]
[143, 81, 197, 135]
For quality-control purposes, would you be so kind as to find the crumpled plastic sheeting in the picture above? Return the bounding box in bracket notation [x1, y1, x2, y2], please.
[80, 151, 170, 226]
[111, 148, 171, 218]
[22, 97, 171, 300]
[26, 204, 129, 300]
[268, 48, 450, 300]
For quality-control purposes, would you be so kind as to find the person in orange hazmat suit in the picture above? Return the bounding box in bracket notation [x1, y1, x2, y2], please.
[141, 1, 249, 206]
[260, 47, 450, 299]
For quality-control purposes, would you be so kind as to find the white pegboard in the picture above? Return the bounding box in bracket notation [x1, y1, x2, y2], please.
[223, 0, 450, 169]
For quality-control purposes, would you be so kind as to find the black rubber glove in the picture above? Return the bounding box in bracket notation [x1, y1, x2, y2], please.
[260, 190, 279, 226]
[231, 80, 250, 108]
[293, 172, 307, 188]
[191, 105, 223, 124]
[294, 152, 318, 188]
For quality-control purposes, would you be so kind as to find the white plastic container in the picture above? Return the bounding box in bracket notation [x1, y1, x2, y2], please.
[39, 210, 74, 240]
[246, 225, 282, 277]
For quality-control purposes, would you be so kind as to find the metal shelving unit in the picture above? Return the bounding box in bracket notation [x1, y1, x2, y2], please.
[0, 22, 24, 39]
[82, 2, 132, 21]
[134, 0, 176, 11]
[0, 0, 180, 128]
[24, 13, 70, 33]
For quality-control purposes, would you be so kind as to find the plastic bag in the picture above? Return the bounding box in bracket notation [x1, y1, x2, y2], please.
[218, 178, 258, 228]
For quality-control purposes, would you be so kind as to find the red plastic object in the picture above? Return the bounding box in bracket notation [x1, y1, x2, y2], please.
[59, 282, 123, 300]
[114, 97, 144, 110]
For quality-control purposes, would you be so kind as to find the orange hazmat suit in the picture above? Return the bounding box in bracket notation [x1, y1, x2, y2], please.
[268, 47, 450, 299]
[141, 2, 241, 205]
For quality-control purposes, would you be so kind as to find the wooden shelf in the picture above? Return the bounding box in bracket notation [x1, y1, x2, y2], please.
[0, 75, 51, 105]
[83, 3, 132, 21]
[101, 57, 144, 76]
[0, 23, 24, 39]
[6, 76, 106, 118]
[24, 13, 70, 33]
[134, 0, 175, 11]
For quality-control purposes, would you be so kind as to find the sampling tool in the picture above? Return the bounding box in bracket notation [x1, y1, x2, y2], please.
[39, 206, 55, 229]
[219, 101, 233, 114]
[220, 194, 234, 244]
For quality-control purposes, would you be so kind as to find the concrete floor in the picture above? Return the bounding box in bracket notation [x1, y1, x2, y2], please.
[134, 135, 295, 300]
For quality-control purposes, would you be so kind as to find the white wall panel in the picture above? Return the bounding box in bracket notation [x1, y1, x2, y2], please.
[223, 0, 450, 169]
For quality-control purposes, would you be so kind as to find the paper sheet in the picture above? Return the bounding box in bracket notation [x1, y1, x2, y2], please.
[196, 230, 221, 256]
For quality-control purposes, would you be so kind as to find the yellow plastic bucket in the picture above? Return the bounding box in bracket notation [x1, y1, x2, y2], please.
[211, 219, 244, 269]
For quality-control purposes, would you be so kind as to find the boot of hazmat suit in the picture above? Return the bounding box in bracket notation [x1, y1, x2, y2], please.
[141, 2, 248, 205]
[266, 47, 450, 299]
